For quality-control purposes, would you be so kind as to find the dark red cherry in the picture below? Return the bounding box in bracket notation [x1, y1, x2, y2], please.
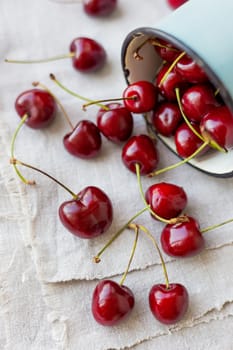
[15, 89, 56, 129]
[174, 123, 208, 158]
[123, 81, 158, 113]
[175, 55, 208, 84]
[70, 37, 106, 72]
[145, 182, 187, 220]
[156, 64, 185, 101]
[200, 106, 233, 149]
[122, 134, 159, 175]
[167, 0, 188, 9]
[152, 101, 182, 136]
[96, 103, 133, 143]
[92, 280, 135, 326]
[59, 186, 113, 238]
[161, 216, 205, 257]
[63, 120, 102, 158]
[153, 38, 182, 63]
[149, 283, 189, 324]
[181, 84, 220, 123]
[83, 0, 117, 16]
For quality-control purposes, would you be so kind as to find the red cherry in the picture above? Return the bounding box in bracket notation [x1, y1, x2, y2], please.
[145, 182, 187, 220]
[96, 103, 133, 143]
[59, 186, 113, 238]
[181, 84, 220, 123]
[200, 106, 233, 149]
[92, 280, 134, 326]
[149, 283, 189, 324]
[123, 81, 158, 113]
[167, 0, 188, 9]
[156, 64, 186, 101]
[122, 134, 159, 175]
[70, 37, 106, 73]
[161, 216, 205, 257]
[175, 55, 208, 84]
[83, 0, 117, 16]
[15, 89, 56, 129]
[63, 120, 102, 158]
[152, 101, 182, 136]
[153, 38, 182, 63]
[174, 123, 208, 158]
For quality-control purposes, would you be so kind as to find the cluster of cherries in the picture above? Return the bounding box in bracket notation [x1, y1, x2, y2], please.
[6, 0, 233, 329]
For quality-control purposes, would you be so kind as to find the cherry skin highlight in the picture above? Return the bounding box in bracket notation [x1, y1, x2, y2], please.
[59, 186, 113, 238]
[123, 81, 158, 113]
[83, 0, 117, 17]
[175, 55, 208, 84]
[92, 280, 135, 326]
[152, 101, 182, 136]
[15, 89, 57, 129]
[149, 283, 189, 324]
[63, 120, 102, 158]
[156, 64, 186, 101]
[161, 216, 205, 257]
[96, 103, 133, 143]
[145, 182, 187, 220]
[70, 37, 106, 72]
[122, 134, 159, 175]
[153, 38, 182, 63]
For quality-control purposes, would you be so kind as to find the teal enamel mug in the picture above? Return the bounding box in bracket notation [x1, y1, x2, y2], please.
[121, 0, 233, 177]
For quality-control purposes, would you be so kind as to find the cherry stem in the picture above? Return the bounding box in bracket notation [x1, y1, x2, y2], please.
[32, 81, 74, 130]
[135, 163, 170, 224]
[50, 73, 109, 111]
[133, 38, 179, 61]
[82, 96, 137, 111]
[10, 114, 35, 185]
[159, 51, 186, 86]
[10, 158, 78, 199]
[119, 226, 139, 286]
[130, 223, 170, 289]
[148, 141, 209, 177]
[93, 205, 150, 262]
[175, 88, 226, 153]
[201, 217, 233, 234]
[5, 52, 74, 64]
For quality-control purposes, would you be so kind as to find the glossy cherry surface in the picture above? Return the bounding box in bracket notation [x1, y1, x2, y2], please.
[175, 55, 208, 84]
[96, 103, 133, 143]
[70, 37, 106, 72]
[149, 283, 189, 324]
[153, 38, 182, 63]
[145, 182, 187, 220]
[161, 216, 205, 257]
[122, 134, 159, 175]
[123, 81, 158, 113]
[83, 0, 117, 16]
[156, 64, 185, 101]
[167, 0, 188, 9]
[92, 280, 135, 326]
[63, 120, 102, 158]
[200, 106, 233, 149]
[15, 89, 56, 129]
[59, 186, 113, 238]
[181, 84, 219, 123]
[152, 101, 182, 136]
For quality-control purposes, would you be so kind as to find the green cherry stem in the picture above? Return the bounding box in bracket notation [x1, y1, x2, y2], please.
[10, 158, 78, 199]
[49, 74, 109, 111]
[119, 225, 139, 286]
[93, 205, 150, 263]
[133, 38, 179, 61]
[82, 96, 137, 111]
[5, 52, 75, 64]
[10, 114, 35, 185]
[148, 141, 209, 177]
[159, 51, 186, 86]
[201, 217, 233, 234]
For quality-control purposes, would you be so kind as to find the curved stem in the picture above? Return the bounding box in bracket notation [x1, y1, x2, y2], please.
[32, 81, 74, 130]
[133, 37, 179, 61]
[10, 114, 35, 185]
[82, 96, 136, 111]
[10, 158, 77, 199]
[93, 205, 150, 262]
[148, 141, 209, 177]
[201, 217, 233, 234]
[135, 163, 170, 224]
[119, 226, 139, 286]
[159, 51, 186, 86]
[5, 52, 74, 64]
